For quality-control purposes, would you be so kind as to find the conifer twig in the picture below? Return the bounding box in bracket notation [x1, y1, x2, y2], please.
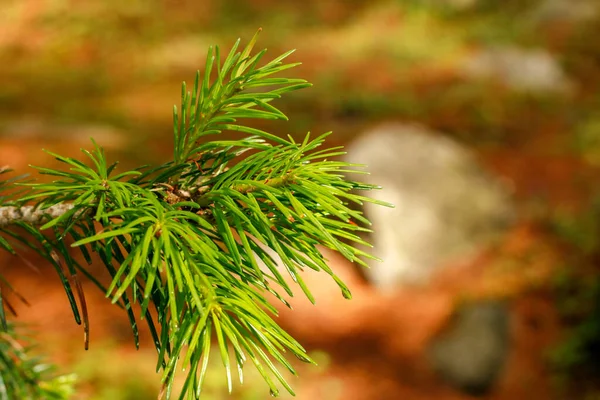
[0, 31, 391, 399]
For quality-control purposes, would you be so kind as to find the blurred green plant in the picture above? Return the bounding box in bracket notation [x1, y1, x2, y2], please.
[72, 342, 160, 400]
[574, 114, 600, 166]
[0, 323, 76, 400]
[548, 196, 600, 396]
[72, 341, 299, 400]
[0, 31, 388, 399]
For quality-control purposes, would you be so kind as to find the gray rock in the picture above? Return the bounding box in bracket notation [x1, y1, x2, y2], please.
[428, 301, 510, 396]
[343, 123, 514, 288]
[461, 46, 572, 93]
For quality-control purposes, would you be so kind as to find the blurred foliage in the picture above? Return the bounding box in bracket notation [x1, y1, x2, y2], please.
[72, 344, 331, 400]
[549, 196, 600, 397]
[0, 0, 573, 148]
[0, 324, 76, 400]
[72, 343, 160, 400]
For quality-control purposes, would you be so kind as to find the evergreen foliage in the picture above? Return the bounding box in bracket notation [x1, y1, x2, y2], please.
[0, 30, 389, 398]
[0, 323, 75, 400]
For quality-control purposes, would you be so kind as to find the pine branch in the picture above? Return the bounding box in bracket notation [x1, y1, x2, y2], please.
[0, 31, 392, 399]
[0, 170, 293, 227]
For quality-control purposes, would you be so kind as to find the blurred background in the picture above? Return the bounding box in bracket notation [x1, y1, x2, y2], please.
[1, 0, 600, 398]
